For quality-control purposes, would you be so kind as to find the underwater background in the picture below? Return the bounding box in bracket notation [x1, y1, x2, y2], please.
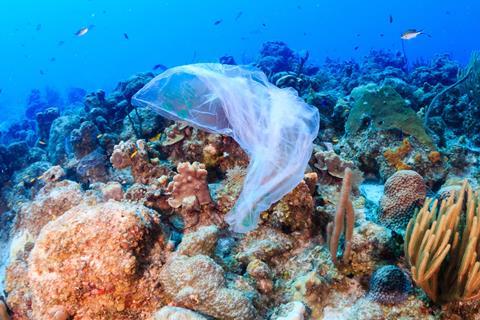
[1, 0, 480, 319]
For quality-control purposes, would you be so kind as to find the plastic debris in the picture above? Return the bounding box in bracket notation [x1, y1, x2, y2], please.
[133, 63, 319, 232]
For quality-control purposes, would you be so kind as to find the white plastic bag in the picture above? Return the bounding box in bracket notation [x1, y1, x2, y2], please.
[133, 63, 319, 233]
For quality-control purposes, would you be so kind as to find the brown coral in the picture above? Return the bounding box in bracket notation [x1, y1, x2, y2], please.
[110, 139, 169, 184]
[264, 179, 315, 235]
[27, 201, 166, 320]
[13, 180, 84, 238]
[428, 151, 441, 164]
[379, 170, 426, 231]
[177, 225, 219, 257]
[159, 254, 257, 320]
[236, 227, 294, 264]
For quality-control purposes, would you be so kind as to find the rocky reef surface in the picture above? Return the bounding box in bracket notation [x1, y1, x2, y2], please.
[0, 42, 480, 319]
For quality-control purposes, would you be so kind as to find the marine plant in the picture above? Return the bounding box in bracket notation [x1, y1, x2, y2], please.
[404, 181, 480, 303]
[327, 167, 355, 264]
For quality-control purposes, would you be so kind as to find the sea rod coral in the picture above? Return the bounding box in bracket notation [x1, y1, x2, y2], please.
[405, 181, 480, 303]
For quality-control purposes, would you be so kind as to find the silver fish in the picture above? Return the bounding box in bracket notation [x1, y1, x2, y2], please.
[401, 29, 423, 40]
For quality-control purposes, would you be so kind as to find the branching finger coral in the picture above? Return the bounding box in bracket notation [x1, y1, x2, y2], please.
[327, 167, 355, 264]
[405, 181, 480, 303]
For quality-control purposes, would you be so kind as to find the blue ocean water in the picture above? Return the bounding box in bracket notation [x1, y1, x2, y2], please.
[0, 0, 478, 126]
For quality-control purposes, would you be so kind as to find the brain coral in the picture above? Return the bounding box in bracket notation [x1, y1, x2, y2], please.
[345, 85, 433, 147]
[28, 201, 166, 320]
[379, 170, 426, 231]
[368, 265, 412, 304]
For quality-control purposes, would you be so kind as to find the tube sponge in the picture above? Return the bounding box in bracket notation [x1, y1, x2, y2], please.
[132, 63, 319, 232]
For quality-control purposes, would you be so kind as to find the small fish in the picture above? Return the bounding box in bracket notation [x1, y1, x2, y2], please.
[75, 25, 93, 37]
[401, 29, 430, 40]
[50, 57, 56, 62]
[235, 11, 243, 21]
[39, 70, 45, 75]
[58, 40, 65, 46]
[29, 178, 36, 183]
[213, 19, 223, 26]
[389, 15, 393, 23]
[123, 33, 129, 40]
[0, 89, 2, 94]
[36, 23, 42, 31]
[356, 33, 361, 37]
[149, 133, 162, 142]
[153, 64, 168, 71]
[96, 134, 103, 139]
[380, 33, 384, 37]
[354, 46, 359, 50]
[130, 150, 138, 158]
[38, 140, 46, 145]
[262, 23, 267, 27]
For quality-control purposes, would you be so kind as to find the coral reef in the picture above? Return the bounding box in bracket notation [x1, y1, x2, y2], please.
[1, 41, 480, 320]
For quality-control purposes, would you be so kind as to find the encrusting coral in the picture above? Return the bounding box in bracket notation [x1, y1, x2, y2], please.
[327, 167, 355, 264]
[405, 181, 480, 303]
[383, 138, 413, 171]
[27, 201, 166, 320]
[345, 85, 433, 147]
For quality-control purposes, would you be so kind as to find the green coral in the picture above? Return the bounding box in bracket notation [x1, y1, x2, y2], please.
[346, 85, 433, 147]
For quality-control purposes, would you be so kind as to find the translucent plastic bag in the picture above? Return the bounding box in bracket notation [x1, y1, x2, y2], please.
[133, 63, 319, 233]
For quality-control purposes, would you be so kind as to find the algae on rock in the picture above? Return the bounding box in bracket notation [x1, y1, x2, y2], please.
[345, 85, 433, 147]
